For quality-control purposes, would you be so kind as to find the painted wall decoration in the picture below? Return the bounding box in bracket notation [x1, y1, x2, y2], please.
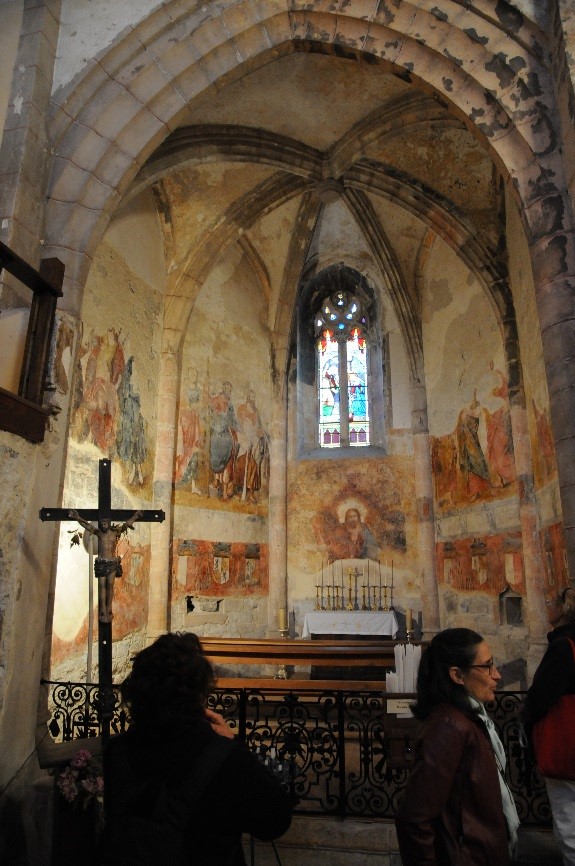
[172, 539, 269, 598]
[288, 455, 416, 601]
[50, 534, 151, 669]
[431, 368, 517, 511]
[312, 501, 406, 563]
[70, 328, 151, 489]
[541, 522, 569, 590]
[436, 533, 525, 595]
[175, 371, 269, 511]
[530, 399, 558, 489]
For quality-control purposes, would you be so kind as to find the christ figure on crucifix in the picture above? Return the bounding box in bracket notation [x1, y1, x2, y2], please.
[68, 508, 143, 622]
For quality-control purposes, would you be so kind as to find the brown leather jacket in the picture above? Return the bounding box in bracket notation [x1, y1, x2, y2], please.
[395, 703, 509, 866]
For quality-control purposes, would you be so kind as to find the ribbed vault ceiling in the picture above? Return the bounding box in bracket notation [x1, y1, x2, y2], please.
[125, 49, 500, 353]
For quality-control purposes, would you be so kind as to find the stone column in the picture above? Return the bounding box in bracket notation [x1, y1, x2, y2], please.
[267, 383, 288, 636]
[0, 1, 61, 256]
[502, 307, 549, 662]
[412, 380, 440, 637]
[509, 399, 549, 667]
[146, 332, 179, 642]
[529, 208, 575, 582]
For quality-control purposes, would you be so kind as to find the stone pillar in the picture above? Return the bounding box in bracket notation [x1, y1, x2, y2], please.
[500, 301, 549, 663]
[267, 384, 288, 636]
[411, 380, 440, 637]
[146, 332, 179, 643]
[508, 399, 549, 676]
[529, 218, 575, 582]
[0, 1, 61, 256]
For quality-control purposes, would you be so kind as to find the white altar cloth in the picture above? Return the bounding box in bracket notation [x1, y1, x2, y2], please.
[301, 610, 398, 639]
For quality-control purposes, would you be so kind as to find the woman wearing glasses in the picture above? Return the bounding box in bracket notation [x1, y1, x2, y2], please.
[523, 586, 575, 865]
[395, 628, 520, 866]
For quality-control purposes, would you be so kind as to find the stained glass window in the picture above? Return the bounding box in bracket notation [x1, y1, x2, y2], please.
[316, 291, 369, 448]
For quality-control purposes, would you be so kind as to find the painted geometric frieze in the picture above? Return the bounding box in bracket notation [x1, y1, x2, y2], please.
[172, 539, 269, 598]
[436, 533, 525, 595]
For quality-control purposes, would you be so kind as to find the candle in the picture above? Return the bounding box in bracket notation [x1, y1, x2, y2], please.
[278, 608, 287, 631]
[383, 559, 388, 588]
[406, 608, 413, 632]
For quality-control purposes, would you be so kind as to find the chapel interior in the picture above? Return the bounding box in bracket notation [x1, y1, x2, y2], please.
[1, 1, 575, 863]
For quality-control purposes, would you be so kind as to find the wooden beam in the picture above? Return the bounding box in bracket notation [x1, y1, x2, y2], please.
[0, 387, 49, 443]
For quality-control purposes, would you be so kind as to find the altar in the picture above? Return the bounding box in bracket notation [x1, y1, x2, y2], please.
[302, 610, 399, 639]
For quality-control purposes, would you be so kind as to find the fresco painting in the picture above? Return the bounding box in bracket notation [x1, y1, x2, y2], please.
[70, 327, 152, 491]
[530, 399, 558, 489]
[312, 500, 406, 565]
[431, 368, 517, 511]
[50, 536, 151, 667]
[287, 456, 417, 602]
[175, 370, 269, 512]
[172, 539, 269, 598]
[436, 533, 525, 595]
[541, 522, 569, 590]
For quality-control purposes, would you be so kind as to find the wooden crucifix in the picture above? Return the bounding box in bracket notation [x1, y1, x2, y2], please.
[40, 458, 165, 742]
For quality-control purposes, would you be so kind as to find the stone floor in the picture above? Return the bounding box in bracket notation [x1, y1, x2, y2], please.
[243, 817, 562, 866]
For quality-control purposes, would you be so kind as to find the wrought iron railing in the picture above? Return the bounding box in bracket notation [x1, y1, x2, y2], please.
[43, 681, 550, 825]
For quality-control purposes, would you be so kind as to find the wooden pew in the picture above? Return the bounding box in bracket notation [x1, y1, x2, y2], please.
[201, 635, 404, 690]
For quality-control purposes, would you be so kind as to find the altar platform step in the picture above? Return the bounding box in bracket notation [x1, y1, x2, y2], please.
[244, 816, 562, 866]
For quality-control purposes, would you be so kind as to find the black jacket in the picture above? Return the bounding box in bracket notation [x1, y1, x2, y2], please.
[522, 620, 575, 733]
[101, 720, 292, 866]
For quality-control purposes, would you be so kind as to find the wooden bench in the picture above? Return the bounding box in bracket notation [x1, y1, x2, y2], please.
[201, 636, 411, 690]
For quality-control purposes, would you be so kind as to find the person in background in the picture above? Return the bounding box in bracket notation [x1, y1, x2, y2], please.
[395, 628, 519, 866]
[100, 632, 292, 865]
[523, 586, 575, 866]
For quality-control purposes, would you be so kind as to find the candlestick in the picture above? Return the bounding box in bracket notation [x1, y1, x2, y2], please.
[326, 585, 332, 610]
[315, 584, 321, 610]
[382, 585, 389, 611]
[347, 571, 353, 610]
[361, 583, 367, 610]
[372, 586, 378, 610]
[406, 607, 413, 635]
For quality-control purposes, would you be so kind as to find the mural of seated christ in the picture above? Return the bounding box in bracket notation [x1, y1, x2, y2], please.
[331, 507, 380, 562]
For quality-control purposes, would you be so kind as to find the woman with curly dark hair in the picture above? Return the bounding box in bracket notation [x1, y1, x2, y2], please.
[395, 628, 520, 866]
[99, 632, 292, 865]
